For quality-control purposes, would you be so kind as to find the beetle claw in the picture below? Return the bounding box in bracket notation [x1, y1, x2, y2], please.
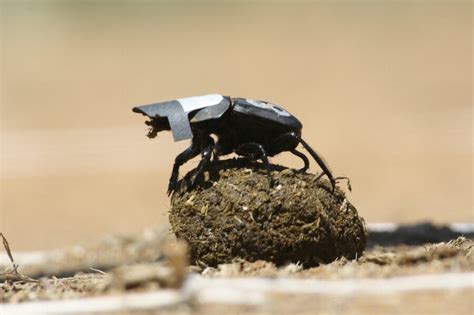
[330, 179, 336, 193]
[180, 172, 199, 193]
[167, 180, 178, 196]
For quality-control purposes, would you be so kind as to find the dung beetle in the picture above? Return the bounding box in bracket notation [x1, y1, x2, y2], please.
[133, 94, 336, 195]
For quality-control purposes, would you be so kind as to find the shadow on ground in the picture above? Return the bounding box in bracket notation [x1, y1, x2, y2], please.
[368, 222, 474, 248]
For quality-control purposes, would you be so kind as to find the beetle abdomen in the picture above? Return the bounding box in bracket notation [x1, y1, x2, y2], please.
[231, 98, 302, 130]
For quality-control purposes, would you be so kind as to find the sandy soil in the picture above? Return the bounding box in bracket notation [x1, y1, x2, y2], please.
[1, 227, 472, 312]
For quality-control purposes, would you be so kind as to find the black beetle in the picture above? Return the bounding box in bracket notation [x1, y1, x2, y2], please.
[133, 94, 336, 195]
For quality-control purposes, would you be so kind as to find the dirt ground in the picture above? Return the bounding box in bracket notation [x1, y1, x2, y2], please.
[1, 225, 473, 314]
[1, 165, 473, 314]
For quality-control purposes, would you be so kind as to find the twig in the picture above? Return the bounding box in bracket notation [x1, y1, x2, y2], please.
[1, 233, 15, 266]
[0, 232, 38, 283]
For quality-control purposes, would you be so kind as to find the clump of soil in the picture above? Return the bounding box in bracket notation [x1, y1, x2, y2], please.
[0, 229, 188, 303]
[170, 159, 367, 267]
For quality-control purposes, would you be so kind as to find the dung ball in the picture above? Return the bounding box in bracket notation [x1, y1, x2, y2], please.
[170, 159, 367, 267]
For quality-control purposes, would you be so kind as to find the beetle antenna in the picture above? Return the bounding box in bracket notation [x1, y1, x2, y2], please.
[299, 138, 336, 192]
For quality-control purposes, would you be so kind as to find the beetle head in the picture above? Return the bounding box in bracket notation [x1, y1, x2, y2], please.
[145, 116, 171, 139]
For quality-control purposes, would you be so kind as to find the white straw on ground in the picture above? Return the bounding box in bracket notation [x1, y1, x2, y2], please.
[1, 272, 473, 315]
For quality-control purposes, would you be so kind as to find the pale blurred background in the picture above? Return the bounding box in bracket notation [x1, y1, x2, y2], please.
[1, 1, 472, 250]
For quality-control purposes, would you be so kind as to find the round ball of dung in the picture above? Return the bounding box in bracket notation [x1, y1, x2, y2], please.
[170, 159, 367, 267]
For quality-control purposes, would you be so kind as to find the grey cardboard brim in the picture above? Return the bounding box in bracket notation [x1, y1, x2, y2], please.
[133, 95, 230, 142]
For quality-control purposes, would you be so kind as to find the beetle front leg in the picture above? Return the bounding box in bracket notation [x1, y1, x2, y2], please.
[168, 142, 200, 196]
[186, 137, 215, 190]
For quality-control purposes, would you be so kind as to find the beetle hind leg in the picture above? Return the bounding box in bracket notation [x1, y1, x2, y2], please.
[290, 149, 310, 172]
[269, 131, 308, 172]
[269, 131, 336, 192]
[298, 138, 336, 192]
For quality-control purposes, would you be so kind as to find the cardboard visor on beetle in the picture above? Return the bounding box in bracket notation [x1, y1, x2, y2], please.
[132, 94, 231, 141]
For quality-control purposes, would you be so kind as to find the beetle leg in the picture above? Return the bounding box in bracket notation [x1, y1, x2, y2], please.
[168, 141, 201, 196]
[298, 138, 336, 192]
[290, 149, 310, 172]
[214, 137, 233, 158]
[269, 132, 308, 171]
[269, 131, 336, 192]
[211, 151, 220, 162]
[187, 137, 215, 190]
[236, 142, 274, 187]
